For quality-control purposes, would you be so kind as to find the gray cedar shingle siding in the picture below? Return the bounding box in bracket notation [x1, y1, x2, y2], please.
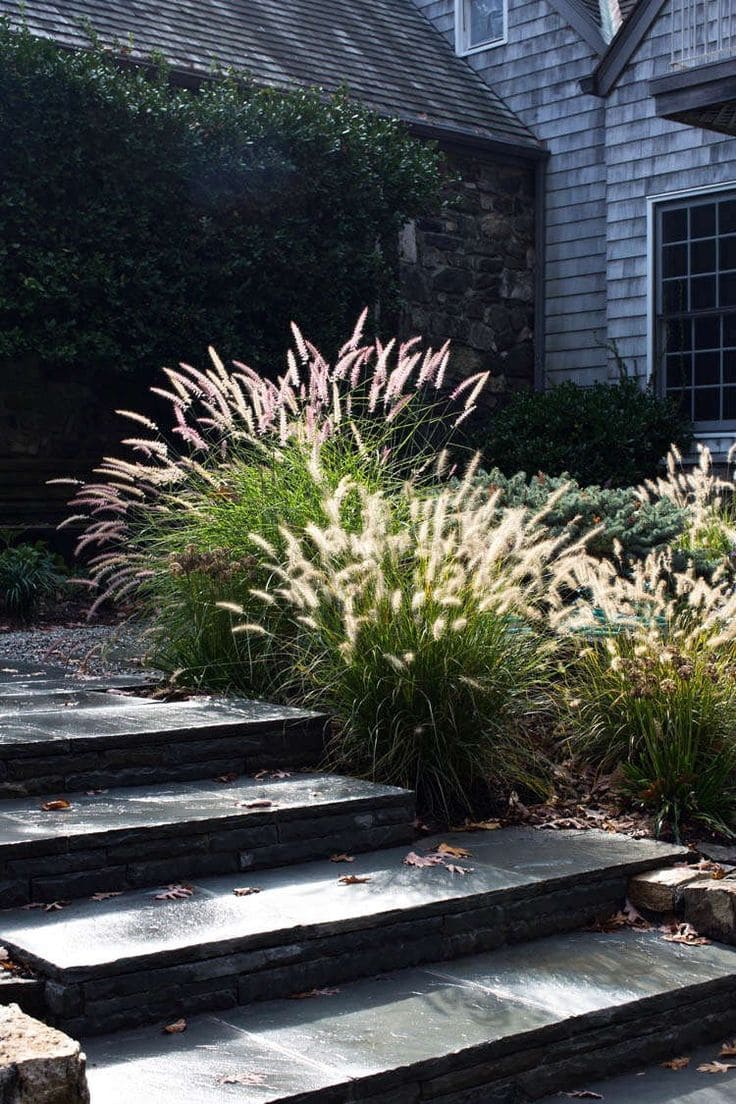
[0, 0, 539, 151]
[603, 0, 736, 395]
[413, 0, 610, 383]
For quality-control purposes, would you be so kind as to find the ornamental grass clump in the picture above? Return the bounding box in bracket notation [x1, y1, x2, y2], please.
[641, 444, 736, 573]
[59, 315, 488, 690]
[223, 467, 588, 815]
[559, 499, 736, 839]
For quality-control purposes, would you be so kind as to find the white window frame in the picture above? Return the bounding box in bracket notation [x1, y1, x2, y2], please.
[646, 178, 736, 442]
[455, 0, 508, 55]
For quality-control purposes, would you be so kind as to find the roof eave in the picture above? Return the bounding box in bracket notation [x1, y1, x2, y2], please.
[407, 118, 547, 161]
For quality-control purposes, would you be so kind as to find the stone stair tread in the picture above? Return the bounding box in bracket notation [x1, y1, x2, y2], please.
[0, 689, 159, 718]
[0, 697, 321, 751]
[536, 1042, 736, 1103]
[0, 773, 410, 854]
[82, 929, 736, 1103]
[0, 829, 685, 977]
[0, 673, 152, 696]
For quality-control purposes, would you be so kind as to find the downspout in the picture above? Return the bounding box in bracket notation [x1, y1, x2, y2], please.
[533, 156, 547, 391]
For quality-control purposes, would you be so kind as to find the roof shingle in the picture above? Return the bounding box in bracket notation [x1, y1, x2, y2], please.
[0, 0, 540, 151]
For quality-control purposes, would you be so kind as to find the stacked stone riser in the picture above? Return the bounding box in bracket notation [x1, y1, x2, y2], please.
[0, 799, 414, 908]
[0, 717, 324, 798]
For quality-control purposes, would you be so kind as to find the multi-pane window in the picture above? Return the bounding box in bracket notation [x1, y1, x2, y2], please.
[657, 192, 736, 429]
[456, 0, 506, 53]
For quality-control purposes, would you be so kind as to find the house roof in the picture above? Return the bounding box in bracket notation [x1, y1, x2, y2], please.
[0, 0, 542, 154]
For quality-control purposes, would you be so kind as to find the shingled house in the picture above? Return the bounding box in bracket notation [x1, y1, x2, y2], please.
[415, 0, 736, 455]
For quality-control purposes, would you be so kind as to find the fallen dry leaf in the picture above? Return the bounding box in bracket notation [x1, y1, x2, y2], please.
[621, 900, 651, 929]
[588, 906, 651, 934]
[403, 851, 445, 868]
[236, 798, 275, 809]
[452, 819, 502, 832]
[154, 884, 194, 901]
[338, 874, 371, 885]
[214, 772, 239, 784]
[289, 987, 340, 999]
[661, 921, 710, 945]
[721, 1042, 736, 1057]
[435, 842, 472, 859]
[233, 887, 261, 897]
[254, 769, 291, 780]
[40, 799, 71, 812]
[22, 900, 70, 913]
[445, 864, 474, 876]
[216, 1073, 267, 1086]
[90, 891, 123, 902]
[162, 1018, 187, 1035]
[330, 853, 355, 863]
[661, 1057, 690, 1070]
[697, 1061, 736, 1074]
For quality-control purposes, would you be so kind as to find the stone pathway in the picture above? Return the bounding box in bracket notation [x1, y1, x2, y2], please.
[0, 666, 735, 1102]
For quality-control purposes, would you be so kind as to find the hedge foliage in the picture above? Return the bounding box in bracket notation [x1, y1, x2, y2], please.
[0, 22, 443, 376]
[477, 377, 693, 487]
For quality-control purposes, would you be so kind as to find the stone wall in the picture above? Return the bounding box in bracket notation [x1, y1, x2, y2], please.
[399, 147, 537, 408]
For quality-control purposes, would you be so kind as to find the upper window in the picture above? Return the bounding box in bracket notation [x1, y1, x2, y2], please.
[656, 191, 736, 430]
[455, 0, 507, 54]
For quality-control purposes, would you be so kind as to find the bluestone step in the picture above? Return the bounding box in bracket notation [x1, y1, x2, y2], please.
[537, 1041, 736, 1103]
[0, 773, 415, 907]
[82, 929, 736, 1104]
[0, 696, 326, 795]
[0, 828, 685, 1035]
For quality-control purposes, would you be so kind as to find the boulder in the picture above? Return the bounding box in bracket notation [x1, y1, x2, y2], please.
[683, 878, 736, 944]
[628, 866, 702, 914]
[0, 1004, 89, 1104]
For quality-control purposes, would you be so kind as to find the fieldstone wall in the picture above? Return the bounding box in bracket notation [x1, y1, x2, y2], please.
[399, 147, 537, 407]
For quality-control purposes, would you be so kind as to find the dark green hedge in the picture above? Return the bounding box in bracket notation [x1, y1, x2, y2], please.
[0, 22, 442, 376]
[476, 377, 693, 487]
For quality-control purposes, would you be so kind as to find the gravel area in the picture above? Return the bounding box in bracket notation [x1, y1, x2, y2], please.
[0, 622, 150, 677]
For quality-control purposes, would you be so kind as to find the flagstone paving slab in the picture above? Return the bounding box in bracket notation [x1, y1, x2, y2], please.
[538, 1042, 736, 1102]
[0, 698, 320, 746]
[82, 930, 736, 1104]
[0, 773, 414, 904]
[0, 830, 684, 975]
[0, 690, 157, 717]
[0, 672, 152, 694]
[0, 829, 687, 1035]
[0, 694, 326, 796]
